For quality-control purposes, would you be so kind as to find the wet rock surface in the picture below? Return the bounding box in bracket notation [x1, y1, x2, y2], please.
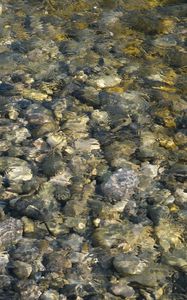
[0, 0, 186, 299]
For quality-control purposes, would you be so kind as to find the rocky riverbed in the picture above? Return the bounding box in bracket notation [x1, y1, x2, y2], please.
[0, 0, 187, 299]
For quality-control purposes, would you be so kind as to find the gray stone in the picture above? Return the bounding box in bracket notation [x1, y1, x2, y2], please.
[113, 253, 147, 275]
[111, 279, 135, 298]
[12, 260, 32, 279]
[0, 217, 23, 250]
[102, 168, 139, 201]
[40, 290, 59, 300]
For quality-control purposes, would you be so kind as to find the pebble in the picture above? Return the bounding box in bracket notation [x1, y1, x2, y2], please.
[0, 252, 9, 274]
[12, 260, 32, 279]
[0, 218, 23, 250]
[153, 36, 177, 47]
[0, 275, 11, 289]
[22, 216, 35, 233]
[40, 290, 60, 300]
[74, 138, 100, 152]
[162, 248, 187, 271]
[16, 280, 42, 300]
[102, 168, 139, 201]
[140, 162, 159, 179]
[111, 279, 135, 298]
[113, 253, 147, 275]
[22, 89, 50, 101]
[95, 75, 121, 88]
[6, 165, 33, 182]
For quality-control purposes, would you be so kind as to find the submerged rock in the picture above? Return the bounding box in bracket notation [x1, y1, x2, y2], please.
[40, 290, 60, 300]
[92, 222, 147, 250]
[101, 91, 149, 116]
[93, 75, 121, 88]
[41, 153, 66, 177]
[113, 253, 148, 275]
[101, 168, 139, 201]
[0, 157, 30, 173]
[0, 218, 23, 250]
[74, 138, 100, 152]
[43, 250, 72, 273]
[11, 260, 32, 279]
[11, 238, 47, 264]
[0, 252, 9, 274]
[0, 275, 12, 289]
[111, 279, 135, 298]
[16, 279, 42, 300]
[126, 264, 171, 288]
[0, 83, 14, 95]
[6, 164, 33, 182]
[162, 247, 187, 271]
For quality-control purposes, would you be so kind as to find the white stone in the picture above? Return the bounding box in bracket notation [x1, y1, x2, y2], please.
[15, 127, 31, 143]
[96, 75, 121, 88]
[75, 138, 100, 152]
[141, 162, 159, 178]
[6, 165, 33, 181]
[50, 171, 72, 186]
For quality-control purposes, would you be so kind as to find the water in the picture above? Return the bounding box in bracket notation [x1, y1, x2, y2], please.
[0, 0, 187, 299]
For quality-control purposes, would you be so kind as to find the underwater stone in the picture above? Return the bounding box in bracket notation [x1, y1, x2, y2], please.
[22, 216, 35, 233]
[40, 290, 60, 300]
[13, 127, 31, 143]
[22, 88, 50, 101]
[0, 252, 9, 274]
[6, 164, 33, 182]
[93, 223, 130, 248]
[74, 138, 100, 152]
[126, 264, 170, 288]
[59, 233, 84, 251]
[0, 275, 11, 289]
[12, 260, 32, 279]
[11, 238, 45, 263]
[100, 91, 149, 119]
[0, 83, 14, 95]
[113, 253, 147, 275]
[46, 132, 67, 150]
[168, 163, 187, 179]
[95, 75, 121, 88]
[41, 153, 66, 177]
[153, 35, 177, 47]
[101, 168, 139, 201]
[73, 86, 100, 107]
[166, 48, 187, 68]
[44, 250, 72, 273]
[111, 279, 135, 298]
[0, 157, 29, 173]
[16, 280, 42, 300]
[148, 205, 170, 225]
[0, 217, 23, 250]
[54, 185, 71, 202]
[162, 247, 187, 271]
[91, 110, 110, 127]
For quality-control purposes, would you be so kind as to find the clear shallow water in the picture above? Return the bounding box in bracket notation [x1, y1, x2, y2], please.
[0, 0, 187, 299]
